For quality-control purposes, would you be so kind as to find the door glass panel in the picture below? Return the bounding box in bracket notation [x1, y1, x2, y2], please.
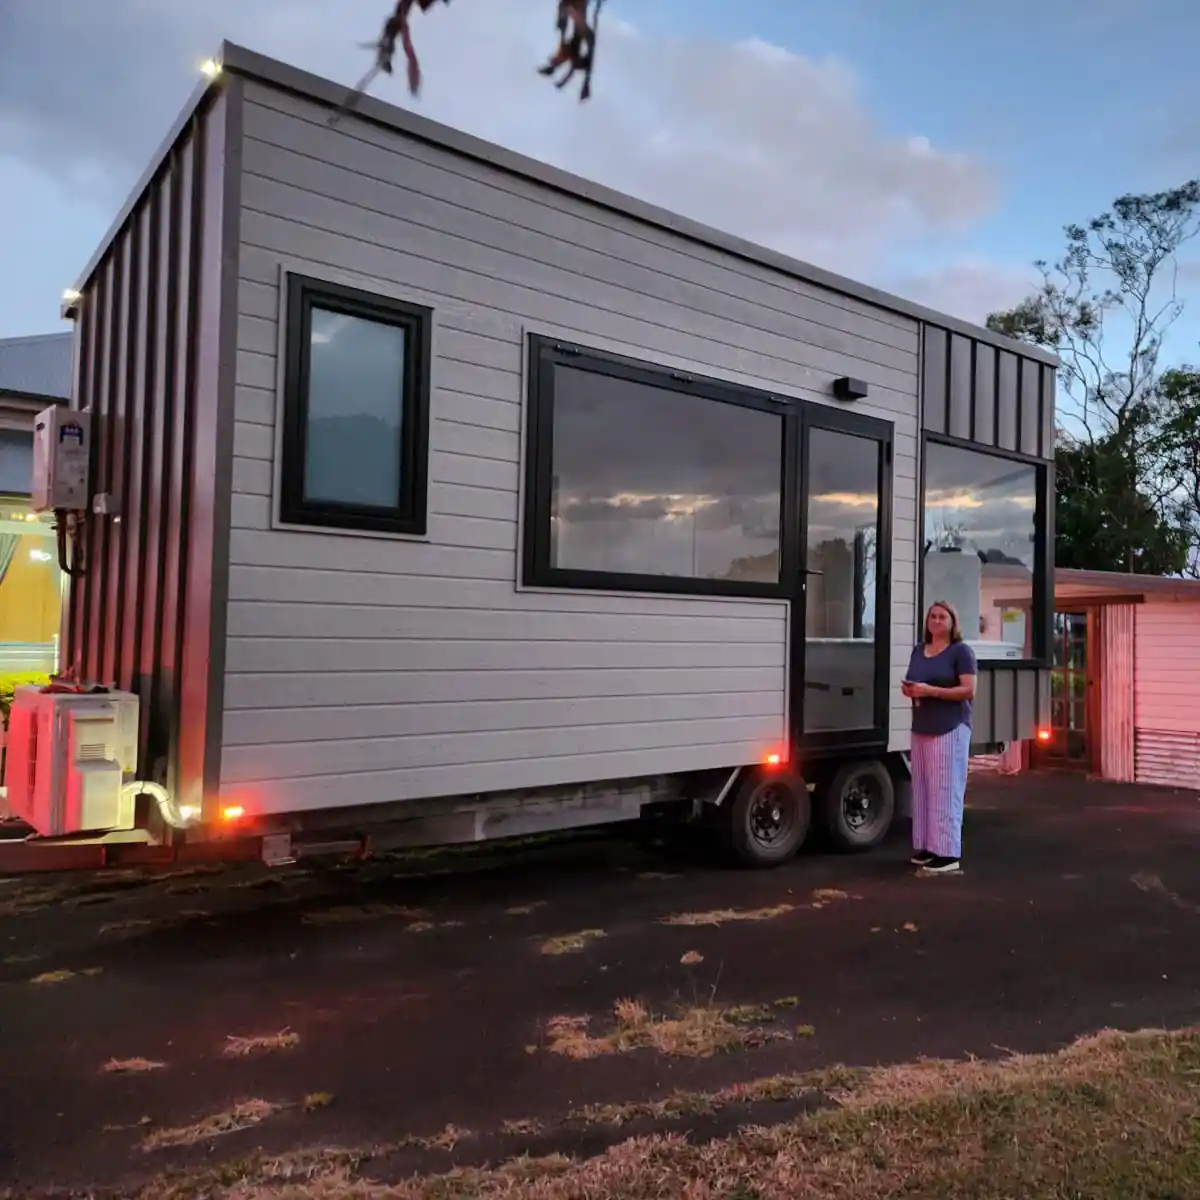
[804, 427, 881, 732]
[1042, 610, 1090, 765]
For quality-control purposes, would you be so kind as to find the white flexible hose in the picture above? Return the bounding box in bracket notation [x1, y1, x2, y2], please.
[121, 780, 200, 830]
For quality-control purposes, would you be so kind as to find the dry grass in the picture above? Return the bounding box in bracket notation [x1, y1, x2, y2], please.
[537, 929, 606, 956]
[500, 1118, 545, 1138]
[660, 904, 794, 927]
[99, 917, 159, 937]
[568, 1066, 863, 1126]
[405, 919, 464, 934]
[398, 1124, 474, 1152]
[141, 1099, 281, 1151]
[543, 998, 788, 1061]
[679, 951, 704, 965]
[504, 902, 547, 916]
[224, 1030, 301, 1057]
[301, 904, 428, 926]
[303, 1093, 334, 1113]
[1133, 871, 1200, 915]
[103, 1057, 166, 1074]
[30, 968, 78, 985]
[141, 1028, 1199, 1197]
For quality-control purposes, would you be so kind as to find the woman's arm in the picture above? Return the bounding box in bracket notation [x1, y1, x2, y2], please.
[912, 673, 977, 701]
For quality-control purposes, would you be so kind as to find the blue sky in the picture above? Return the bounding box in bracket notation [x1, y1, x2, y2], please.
[1, 0, 1197, 369]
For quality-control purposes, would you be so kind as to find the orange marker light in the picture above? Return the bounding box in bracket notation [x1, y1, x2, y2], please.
[764, 751, 783, 767]
[1036, 728, 1052, 743]
[222, 804, 246, 821]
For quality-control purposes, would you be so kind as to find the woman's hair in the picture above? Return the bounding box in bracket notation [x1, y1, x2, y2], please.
[924, 599, 964, 644]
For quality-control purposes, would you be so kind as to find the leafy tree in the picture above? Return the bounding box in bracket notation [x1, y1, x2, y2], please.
[987, 181, 1200, 574]
[1054, 433, 1190, 575]
[1152, 367, 1200, 575]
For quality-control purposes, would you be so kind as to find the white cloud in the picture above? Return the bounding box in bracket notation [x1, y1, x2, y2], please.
[0, 0, 999, 292]
[886, 261, 1041, 325]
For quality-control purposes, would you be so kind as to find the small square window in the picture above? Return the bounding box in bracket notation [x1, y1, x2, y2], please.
[280, 274, 432, 535]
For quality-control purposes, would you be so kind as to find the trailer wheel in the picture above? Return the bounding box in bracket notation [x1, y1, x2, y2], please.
[817, 759, 895, 852]
[726, 769, 810, 868]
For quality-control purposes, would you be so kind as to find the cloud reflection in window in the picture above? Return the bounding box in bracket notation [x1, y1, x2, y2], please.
[548, 365, 783, 582]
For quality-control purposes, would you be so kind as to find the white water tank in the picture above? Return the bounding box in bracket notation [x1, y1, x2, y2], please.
[3, 687, 140, 836]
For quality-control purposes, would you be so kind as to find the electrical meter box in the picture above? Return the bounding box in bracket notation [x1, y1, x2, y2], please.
[32, 406, 91, 513]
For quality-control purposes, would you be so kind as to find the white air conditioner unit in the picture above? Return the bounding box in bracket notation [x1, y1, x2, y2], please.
[3, 687, 140, 836]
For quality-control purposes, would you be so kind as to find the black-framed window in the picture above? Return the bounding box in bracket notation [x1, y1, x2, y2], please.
[280, 274, 432, 535]
[523, 336, 789, 597]
[921, 437, 1049, 663]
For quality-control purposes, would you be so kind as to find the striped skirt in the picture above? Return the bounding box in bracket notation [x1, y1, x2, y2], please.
[910, 723, 971, 859]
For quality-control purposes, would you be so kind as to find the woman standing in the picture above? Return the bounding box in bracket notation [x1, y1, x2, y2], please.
[901, 600, 978, 874]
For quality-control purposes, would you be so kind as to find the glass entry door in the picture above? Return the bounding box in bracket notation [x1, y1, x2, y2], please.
[794, 406, 893, 750]
[1037, 610, 1093, 769]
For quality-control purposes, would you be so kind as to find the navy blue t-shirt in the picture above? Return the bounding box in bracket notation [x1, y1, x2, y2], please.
[906, 641, 978, 736]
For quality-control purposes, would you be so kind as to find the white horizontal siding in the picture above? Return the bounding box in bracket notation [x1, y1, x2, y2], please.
[1134, 601, 1200, 790]
[1134, 602, 1200, 735]
[220, 81, 920, 813]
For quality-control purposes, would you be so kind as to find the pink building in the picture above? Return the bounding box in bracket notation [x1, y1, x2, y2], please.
[973, 568, 1200, 790]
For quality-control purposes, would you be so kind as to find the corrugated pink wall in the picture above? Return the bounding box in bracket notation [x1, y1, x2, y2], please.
[1098, 603, 1135, 782]
[1134, 600, 1200, 790]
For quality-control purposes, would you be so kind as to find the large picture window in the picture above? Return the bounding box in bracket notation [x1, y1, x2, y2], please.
[922, 439, 1046, 662]
[523, 338, 787, 596]
[280, 274, 432, 535]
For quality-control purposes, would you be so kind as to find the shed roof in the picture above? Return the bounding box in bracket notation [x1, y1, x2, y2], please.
[64, 41, 1058, 369]
[1055, 568, 1200, 603]
[0, 332, 73, 402]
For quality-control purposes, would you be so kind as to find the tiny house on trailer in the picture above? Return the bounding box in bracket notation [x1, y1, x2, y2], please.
[10, 42, 1059, 869]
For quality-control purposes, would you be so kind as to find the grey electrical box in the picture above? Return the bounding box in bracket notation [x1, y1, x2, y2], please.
[32, 407, 91, 513]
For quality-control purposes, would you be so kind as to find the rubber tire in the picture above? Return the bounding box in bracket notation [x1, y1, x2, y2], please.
[726, 769, 811, 869]
[817, 759, 895, 853]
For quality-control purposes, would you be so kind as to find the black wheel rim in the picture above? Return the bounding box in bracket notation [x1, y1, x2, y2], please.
[748, 784, 795, 849]
[842, 773, 883, 834]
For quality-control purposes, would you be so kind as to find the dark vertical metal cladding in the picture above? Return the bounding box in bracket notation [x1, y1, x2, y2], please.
[972, 343, 996, 446]
[947, 334, 972, 440]
[991, 669, 1017, 743]
[1040, 364, 1057, 458]
[119, 201, 152, 696]
[102, 232, 134, 687]
[67, 292, 95, 673]
[83, 257, 115, 682]
[158, 131, 197, 803]
[971, 669, 994, 747]
[921, 326, 948, 434]
[1019, 359, 1040, 457]
[144, 153, 182, 781]
[173, 108, 209, 813]
[995, 352, 1018, 451]
[96, 243, 126, 683]
[1015, 670, 1037, 733]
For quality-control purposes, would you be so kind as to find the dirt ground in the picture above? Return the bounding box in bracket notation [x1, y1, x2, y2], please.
[0, 772, 1198, 1197]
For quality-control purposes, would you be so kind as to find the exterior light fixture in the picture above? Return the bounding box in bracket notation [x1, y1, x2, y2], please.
[833, 376, 869, 402]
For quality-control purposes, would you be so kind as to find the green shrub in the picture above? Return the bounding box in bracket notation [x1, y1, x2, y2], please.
[0, 673, 51, 726]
